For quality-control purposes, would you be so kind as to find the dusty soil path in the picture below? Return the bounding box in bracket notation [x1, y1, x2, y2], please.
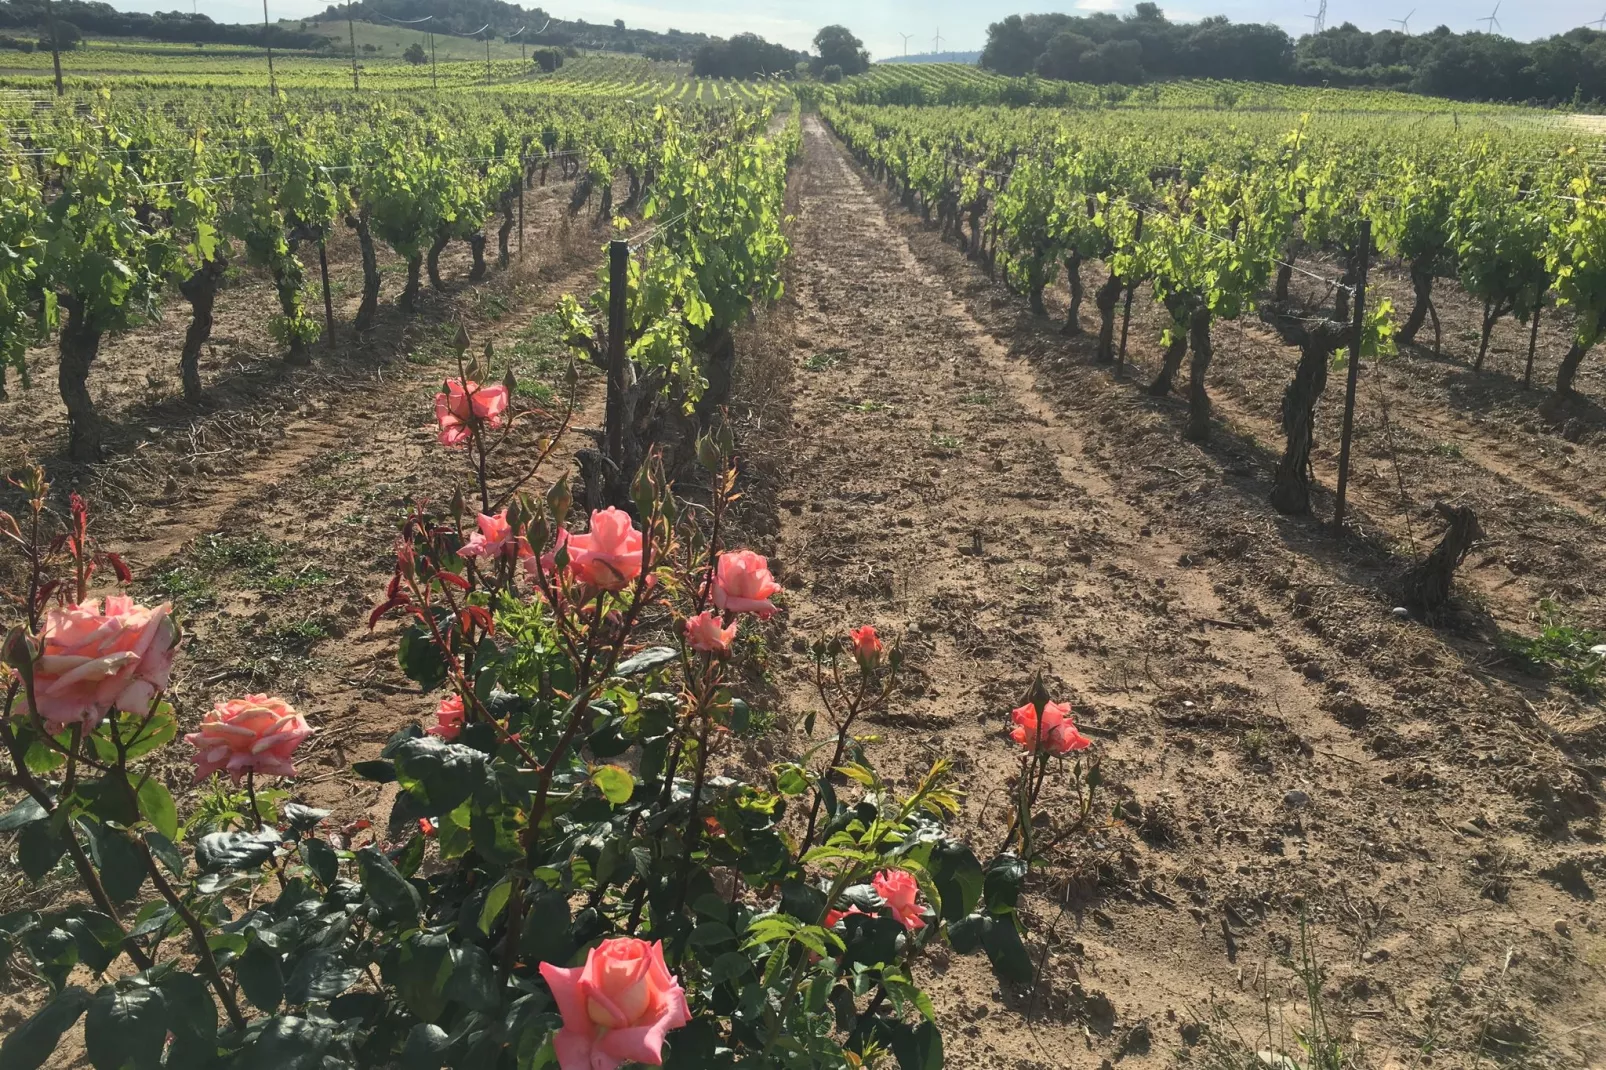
[769, 117, 1603, 1069]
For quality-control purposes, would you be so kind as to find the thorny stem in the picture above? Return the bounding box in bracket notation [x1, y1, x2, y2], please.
[246, 771, 264, 831]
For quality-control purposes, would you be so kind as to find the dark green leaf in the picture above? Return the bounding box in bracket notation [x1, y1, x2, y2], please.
[84, 981, 167, 1070]
[518, 890, 574, 966]
[0, 796, 47, 831]
[17, 819, 67, 881]
[196, 828, 283, 873]
[0, 985, 90, 1070]
[64, 911, 125, 973]
[284, 948, 360, 1005]
[357, 845, 421, 925]
[982, 852, 1027, 915]
[26, 925, 78, 991]
[401, 1023, 451, 1070]
[930, 840, 985, 923]
[946, 913, 989, 955]
[281, 803, 330, 833]
[478, 876, 513, 936]
[300, 838, 338, 888]
[352, 760, 397, 783]
[392, 931, 452, 1023]
[82, 823, 147, 903]
[889, 1017, 944, 1070]
[707, 951, 752, 986]
[245, 1015, 335, 1070]
[159, 972, 217, 1066]
[981, 915, 1034, 984]
[445, 941, 497, 1012]
[237, 941, 284, 1012]
[392, 737, 489, 813]
[399, 618, 451, 689]
[144, 831, 184, 878]
[394, 832, 427, 878]
[612, 646, 677, 677]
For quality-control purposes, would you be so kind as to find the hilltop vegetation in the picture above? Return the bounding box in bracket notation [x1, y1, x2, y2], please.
[983, 4, 1606, 105]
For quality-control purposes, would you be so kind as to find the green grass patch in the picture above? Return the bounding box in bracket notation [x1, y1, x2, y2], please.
[1501, 600, 1604, 695]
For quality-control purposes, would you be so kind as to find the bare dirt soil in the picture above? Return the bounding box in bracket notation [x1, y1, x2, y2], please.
[760, 117, 1604, 1069]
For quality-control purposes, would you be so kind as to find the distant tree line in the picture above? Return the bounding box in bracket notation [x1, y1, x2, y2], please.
[982, 4, 1606, 104]
[692, 33, 805, 78]
[0, 0, 330, 49]
[315, 1, 713, 62]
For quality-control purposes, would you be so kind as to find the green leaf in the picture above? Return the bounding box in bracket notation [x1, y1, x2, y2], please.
[982, 852, 1027, 915]
[281, 803, 330, 833]
[0, 985, 91, 1070]
[929, 840, 984, 923]
[135, 778, 178, 840]
[888, 1017, 944, 1070]
[612, 646, 678, 677]
[144, 831, 184, 878]
[245, 1015, 335, 1070]
[0, 796, 47, 831]
[774, 764, 809, 796]
[592, 765, 634, 805]
[707, 951, 752, 986]
[398, 617, 451, 689]
[478, 876, 513, 937]
[237, 941, 284, 1012]
[82, 823, 147, 903]
[159, 972, 217, 1060]
[401, 1023, 451, 1070]
[85, 981, 168, 1070]
[444, 941, 497, 1012]
[946, 912, 989, 955]
[284, 948, 360, 1006]
[352, 760, 397, 783]
[518, 889, 575, 967]
[980, 914, 1034, 984]
[196, 828, 282, 873]
[17, 820, 68, 881]
[392, 737, 489, 813]
[689, 921, 737, 949]
[301, 838, 339, 888]
[393, 931, 452, 1023]
[64, 911, 125, 974]
[357, 845, 421, 925]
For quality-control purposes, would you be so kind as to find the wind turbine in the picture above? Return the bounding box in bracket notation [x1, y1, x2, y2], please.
[932, 27, 944, 56]
[899, 32, 914, 57]
[1592, 10, 1606, 29]
[1478, 1, 1502, 33]
[1390, 8, 1415, 33]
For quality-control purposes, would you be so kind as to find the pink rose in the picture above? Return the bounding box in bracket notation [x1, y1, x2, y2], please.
[525, 527, 571, 586]
[849, 625, 882, 666]
[539, 937, 691, 1070]
[185, 694, 312, 784]
[684, 611, 737, 657]
[1010, 700, 1092, 756]
[711, 551, 780, 619]
[566, 509, 644, 592]
[461, 511, 516, 561]
[433, 379, 508, 447]
[872, 869, 926, 932]
[823, 905, 868, 928]
[428, 694, 464, 740]
[30, 597, 178, 733]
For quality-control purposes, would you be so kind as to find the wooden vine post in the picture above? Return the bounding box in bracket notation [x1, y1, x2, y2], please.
[318, 241, 335, 346]
[605, 239, 629, 472]
[1332, 219, 1372, 533]
[1116, 205, 1144, 378]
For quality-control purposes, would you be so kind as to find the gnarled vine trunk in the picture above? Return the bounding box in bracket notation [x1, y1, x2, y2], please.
[347, 212, 381, 332]
[1093, 271, 1124, 361]
[427, 229, 451, 290]
[59, 295, 104, 463]
[1264, 313, 1349, 515]
[1184, 307, 1215, 442]
[1555, 308, 1606, 396]
[695, 327, 737, 425]
[1274, 261, 1293, 303]
[1149, 298, 1191, 396]
[497, 186, 517, 268]
[179, 254, 228, 403]
[1062, 253, 1085, 336]
[1398, 264, 1434, 346]
[469, 233, 488, 281]
[401, 254, 424, 313]
[1402, 503, 1484, 613]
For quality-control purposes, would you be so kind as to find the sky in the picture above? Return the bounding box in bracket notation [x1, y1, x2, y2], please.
[120, 0, 1606, 59]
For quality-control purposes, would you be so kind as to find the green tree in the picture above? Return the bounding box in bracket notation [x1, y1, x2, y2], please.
[812, 24, 868, 77]
[403, 41, 426, 65]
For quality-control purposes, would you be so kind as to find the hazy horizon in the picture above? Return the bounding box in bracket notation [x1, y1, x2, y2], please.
[104, 1, 1604, 62]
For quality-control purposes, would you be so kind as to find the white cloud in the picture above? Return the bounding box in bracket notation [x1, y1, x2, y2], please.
[1076, 0, 1127, 11]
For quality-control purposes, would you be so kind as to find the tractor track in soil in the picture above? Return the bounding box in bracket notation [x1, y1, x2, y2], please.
[761, 116, 1604, 1069]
